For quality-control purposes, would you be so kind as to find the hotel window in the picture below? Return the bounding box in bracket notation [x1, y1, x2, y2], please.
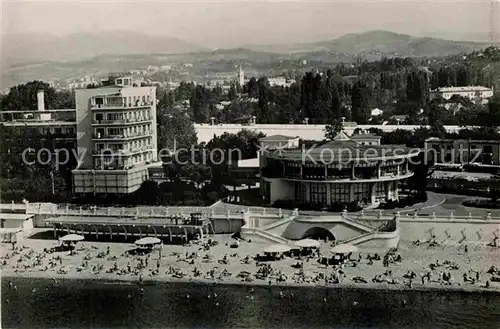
[310, 183, 327, 204]
[285, 162, 300, 178]
[330, 184, 349, 203]
[353, 183, 370, 202]
[303, 163, 325, 180]
[108, 128, 121, 136]
[295, 182, 307, 202]
[375, 182, 385, 197]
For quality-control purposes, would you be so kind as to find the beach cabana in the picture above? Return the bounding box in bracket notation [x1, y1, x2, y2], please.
[261, 244, 291, 260]
[263, 244, 291, 254]
[57, 234, 84, 251]
[330, 243, 358, 254]
[135, 237, 162, 249]
[295, 239, 320, 249]
[59, 234, 84, 245]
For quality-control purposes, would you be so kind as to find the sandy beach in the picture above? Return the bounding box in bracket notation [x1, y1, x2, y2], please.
[1, 231, 500, 294]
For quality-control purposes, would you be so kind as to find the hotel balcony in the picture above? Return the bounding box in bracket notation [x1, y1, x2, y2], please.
[262, 166, 412, 183]
[91, 146, 153, 157]
[46, 132, 77, 140]
[91, 116, 154, 125]
[92, 131, 153, 141]
[91, 99, 154, 110]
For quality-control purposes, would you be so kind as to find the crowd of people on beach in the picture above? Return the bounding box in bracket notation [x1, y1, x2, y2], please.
[1, 233, 499, 296]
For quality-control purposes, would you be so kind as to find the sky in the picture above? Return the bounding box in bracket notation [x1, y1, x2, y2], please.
[1, 0, 497, 48]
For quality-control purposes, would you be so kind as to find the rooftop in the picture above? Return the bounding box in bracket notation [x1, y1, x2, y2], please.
[259, 135, 299, 142]
[351, 134, 382, 140]
[431, 86, 492, 92]
[425, 137, 500, 143]
[265, 131, 418, 163]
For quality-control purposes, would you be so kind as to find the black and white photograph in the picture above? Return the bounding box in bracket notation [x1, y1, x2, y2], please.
[1, 0, 500, 328]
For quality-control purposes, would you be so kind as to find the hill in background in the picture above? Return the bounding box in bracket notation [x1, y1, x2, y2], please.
[245, 30, 488, 57]
[2, 31, 208, 68]
[1, 30, 494, 89]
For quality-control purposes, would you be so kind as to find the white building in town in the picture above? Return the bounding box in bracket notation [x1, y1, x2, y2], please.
[429, 86, 494, 101]
[268, 77, 295, 87]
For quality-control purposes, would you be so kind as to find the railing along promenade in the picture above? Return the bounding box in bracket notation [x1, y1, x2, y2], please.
[2, 202, 500, 224]
[0, 202, 285, 220]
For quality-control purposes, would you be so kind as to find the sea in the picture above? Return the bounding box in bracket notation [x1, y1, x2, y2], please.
[2, 278, 500, 329]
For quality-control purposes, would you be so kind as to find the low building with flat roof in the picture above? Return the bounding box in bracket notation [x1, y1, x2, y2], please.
[429, 86, 494, 102]
[424, 137, 500, 165]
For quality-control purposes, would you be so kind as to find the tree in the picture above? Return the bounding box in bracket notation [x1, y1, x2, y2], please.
[190, 85, 211, 123]
[324, 120, 343, 140]
[157, 112, 198, 153]
[228, 84, 238, 101]
[406, 152, 432, 197]
[487, 95, 500, 127]
[257, 78, 271, 123]
[52, 90, 75, 109]
[1, 81, 56, 111]
[406, 70, 429, 107]
[246, 77, 259, 98]
[351, 81, 370, 123]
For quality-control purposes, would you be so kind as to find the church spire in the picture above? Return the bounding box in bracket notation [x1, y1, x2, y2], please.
[239, 65, 244, 87]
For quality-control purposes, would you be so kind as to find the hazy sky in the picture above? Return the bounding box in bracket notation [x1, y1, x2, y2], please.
[1, 0, 496, 48]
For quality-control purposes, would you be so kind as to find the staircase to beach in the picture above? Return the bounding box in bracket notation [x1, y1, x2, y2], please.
[253, 228, 290, 244]
[261, 215, 297, 233]
[340, 215, 377, 233]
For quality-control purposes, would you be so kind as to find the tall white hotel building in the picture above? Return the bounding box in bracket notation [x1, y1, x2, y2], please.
[71, 76, 159, 195]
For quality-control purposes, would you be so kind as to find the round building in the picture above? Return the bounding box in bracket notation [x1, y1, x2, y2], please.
[259, 132, 420, 207]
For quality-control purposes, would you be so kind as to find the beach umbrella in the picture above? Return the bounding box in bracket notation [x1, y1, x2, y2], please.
[295, 238, 320, 248]
[59, 234, 85, 242]
[263, 244, 291, 254]
[135, 237, 162, 246]
[330, 243, 358, 254]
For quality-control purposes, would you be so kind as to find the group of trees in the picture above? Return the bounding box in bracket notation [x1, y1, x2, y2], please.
[156, 48, 499, 128]
[0, 81, 75, 111]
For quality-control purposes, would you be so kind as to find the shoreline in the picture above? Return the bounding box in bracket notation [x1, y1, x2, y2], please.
[3, 269, 500, 295]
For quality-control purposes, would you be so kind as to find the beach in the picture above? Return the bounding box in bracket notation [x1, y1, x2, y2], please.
[1, 231, 500, 294]
[2, 231, 500, 329]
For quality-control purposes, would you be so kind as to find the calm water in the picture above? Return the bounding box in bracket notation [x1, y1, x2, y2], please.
[2, 278, 500, 329]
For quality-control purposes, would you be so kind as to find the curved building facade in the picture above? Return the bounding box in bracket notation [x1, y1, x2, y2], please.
[259, 132, 420, 207]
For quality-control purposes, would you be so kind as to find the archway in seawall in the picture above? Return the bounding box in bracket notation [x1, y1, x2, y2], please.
[301, 227, 335, 241]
